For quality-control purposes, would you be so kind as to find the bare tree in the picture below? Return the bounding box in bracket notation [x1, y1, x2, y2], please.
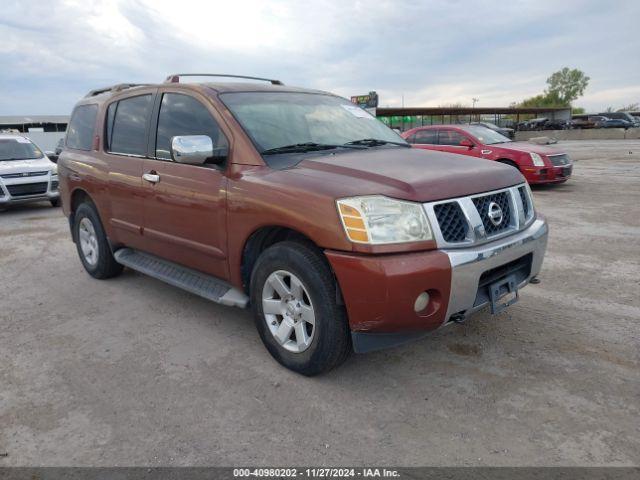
[617, 103, 639, 112]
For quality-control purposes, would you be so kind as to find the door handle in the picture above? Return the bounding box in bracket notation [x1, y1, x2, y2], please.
[142, 172, 160, 184]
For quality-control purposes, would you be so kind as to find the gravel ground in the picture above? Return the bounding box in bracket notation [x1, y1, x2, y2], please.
[0, 140, 638, 466]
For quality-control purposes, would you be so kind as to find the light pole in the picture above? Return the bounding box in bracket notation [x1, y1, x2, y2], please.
[472, 98, 479, 122]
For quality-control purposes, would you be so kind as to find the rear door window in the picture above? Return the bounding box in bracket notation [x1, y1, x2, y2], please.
[109, 94, 153, 156]
[437, 130, 466, 146]
[66, 104, 98, 150]
[155, 93, 228, 161]
[413, 129, 438, 144]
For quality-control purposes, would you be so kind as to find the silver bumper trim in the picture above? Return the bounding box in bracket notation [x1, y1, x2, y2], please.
[442, 216, 548, 322]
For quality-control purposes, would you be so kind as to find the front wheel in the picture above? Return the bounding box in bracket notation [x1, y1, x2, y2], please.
[50, 198, 60, 207]
[250, 241, 351, 376]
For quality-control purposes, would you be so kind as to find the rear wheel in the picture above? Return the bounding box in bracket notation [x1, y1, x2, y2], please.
[73, 202, 123, 279]
[250, 241, 351, 376]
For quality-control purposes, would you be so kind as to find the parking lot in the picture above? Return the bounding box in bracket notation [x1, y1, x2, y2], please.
[0, 140, 638, 466]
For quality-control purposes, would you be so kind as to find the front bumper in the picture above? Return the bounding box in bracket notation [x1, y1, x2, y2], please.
[523, 164, 573, 184]
[0, 176, 59, 206]
[327, 216, 548, 353]
[443, 216, 547, 321]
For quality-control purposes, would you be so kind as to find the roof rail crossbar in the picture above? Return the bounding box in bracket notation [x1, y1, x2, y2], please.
[84, 83, 151, 98]
[164, 73, 284, 86]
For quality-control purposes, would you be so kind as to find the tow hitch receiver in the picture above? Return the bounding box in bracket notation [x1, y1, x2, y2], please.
[489, 273, 519, 314]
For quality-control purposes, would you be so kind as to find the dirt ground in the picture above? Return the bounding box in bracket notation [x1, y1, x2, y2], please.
[0, 140, 638, 466]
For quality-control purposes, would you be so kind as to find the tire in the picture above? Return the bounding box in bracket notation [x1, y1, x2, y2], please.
[250, 241, 351, 376]
[50, 198, 60, 207]
[73, 202, 123, 279]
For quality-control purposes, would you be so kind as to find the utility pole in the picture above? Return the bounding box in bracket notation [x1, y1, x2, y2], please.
[472, 97, 479, 108]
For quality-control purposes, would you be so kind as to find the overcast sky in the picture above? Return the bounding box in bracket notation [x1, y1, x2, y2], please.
[1, 0, 639, 115]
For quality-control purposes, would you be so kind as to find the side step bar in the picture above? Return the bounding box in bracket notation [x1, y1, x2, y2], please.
[114, 248, 249, 308]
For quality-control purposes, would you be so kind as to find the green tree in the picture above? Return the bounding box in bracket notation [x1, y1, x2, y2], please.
[546, 67, 590, 105]
[572, 107, 586, 114]
[514, 68, 590, 109]
[518, 92, 563, 108]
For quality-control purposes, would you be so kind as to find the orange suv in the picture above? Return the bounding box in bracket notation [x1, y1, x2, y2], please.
[59, 74, 548, 375]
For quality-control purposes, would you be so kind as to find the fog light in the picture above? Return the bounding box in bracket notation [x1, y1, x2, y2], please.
[414, 292, 430, 313]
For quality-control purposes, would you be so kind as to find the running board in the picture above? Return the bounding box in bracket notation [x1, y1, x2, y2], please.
[113, 248, 249, 308]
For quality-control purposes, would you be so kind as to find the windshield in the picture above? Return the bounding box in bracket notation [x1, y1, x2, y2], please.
[220, 92, 406, 155]
[0, 137, 44, 161]
[466, 126, 512, 145]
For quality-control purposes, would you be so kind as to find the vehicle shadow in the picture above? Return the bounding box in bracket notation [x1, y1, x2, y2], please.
[0, 201, 59, 215]
[530, 182, 575, 194]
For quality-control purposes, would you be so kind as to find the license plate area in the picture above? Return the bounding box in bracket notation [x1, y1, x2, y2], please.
[489, 273, 519, 314]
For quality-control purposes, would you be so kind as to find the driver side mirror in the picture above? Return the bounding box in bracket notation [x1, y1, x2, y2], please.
[45, 151, 58, 163]
[171, 135, 228, 165]
[459, 138, 474, 149]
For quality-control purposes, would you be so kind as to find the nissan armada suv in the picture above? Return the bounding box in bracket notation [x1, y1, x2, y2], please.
[58, 74, 548, 375]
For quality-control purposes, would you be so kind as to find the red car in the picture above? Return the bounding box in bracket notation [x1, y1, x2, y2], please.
[402, 125, 572, 184]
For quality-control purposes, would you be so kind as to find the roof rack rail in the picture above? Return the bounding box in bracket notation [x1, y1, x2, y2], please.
[164, 73, 284, 86]
[84, 83, 151, 98]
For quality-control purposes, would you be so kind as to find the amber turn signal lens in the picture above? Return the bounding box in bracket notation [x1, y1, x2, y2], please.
[337, 201, 370, 243]
[343, 216, 366, 229]
[339, 203, 360, 217]
[345, 228, 368, 242]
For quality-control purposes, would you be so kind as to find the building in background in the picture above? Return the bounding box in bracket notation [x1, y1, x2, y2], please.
[0, 115, 69, 152]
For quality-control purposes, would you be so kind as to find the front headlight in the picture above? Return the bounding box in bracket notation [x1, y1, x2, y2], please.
[529, 152, 546, 167]
[337, 196, 432, 244]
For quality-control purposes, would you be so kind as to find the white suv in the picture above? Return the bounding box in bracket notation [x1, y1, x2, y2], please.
[0, 134, 60, 208]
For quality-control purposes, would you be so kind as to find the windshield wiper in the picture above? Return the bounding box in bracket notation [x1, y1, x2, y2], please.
[344, 138, 410, 148]
[261, 142, 364, 155]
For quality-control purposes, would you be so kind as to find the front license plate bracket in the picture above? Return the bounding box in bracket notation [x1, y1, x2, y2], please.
[489, 273, 519, 314]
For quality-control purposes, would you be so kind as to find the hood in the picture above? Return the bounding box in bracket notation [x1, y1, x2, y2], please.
[500, 141, 564, 155]
[288, 147, 524, 202]
[0, 156, 55, 175]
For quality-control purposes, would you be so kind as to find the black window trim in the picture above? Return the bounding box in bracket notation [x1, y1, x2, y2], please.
[104, 91, 156, 158]
[146, 90, 230, 169]
[66, 103, 99, 151]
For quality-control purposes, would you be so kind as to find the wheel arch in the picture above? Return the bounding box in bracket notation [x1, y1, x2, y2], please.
[240, 225, 337, 297]
[496, 158, 521, 171]
[70, 187, 94, 213]
[68, 188, 102, 243]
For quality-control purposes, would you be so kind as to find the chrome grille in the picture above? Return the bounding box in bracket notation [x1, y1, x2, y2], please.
[433, 202, 468, 243]
[424, 184, 534, 248]
[548, 154, 570, 166]
[473, 191, 511, 236]
[518, 186, 530, 218]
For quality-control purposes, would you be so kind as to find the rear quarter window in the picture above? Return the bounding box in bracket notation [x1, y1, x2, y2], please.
[66, 104, 98, 150]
